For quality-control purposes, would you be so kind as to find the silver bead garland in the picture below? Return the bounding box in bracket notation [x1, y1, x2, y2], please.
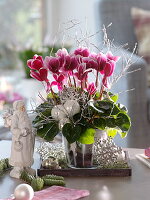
[93, 137, 123, 167]
[35, 142, 65, 161]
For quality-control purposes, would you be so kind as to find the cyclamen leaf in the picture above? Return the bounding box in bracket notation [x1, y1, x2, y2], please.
[106, 118, 116, 128]
[37, 122, 59, 141]
[35, 102, 51, 113]
[94, 100, 114, 116]
[47, 92, 53, 99]
[32, 115, 43, 127]
[107, 128, 118, 138]
[107, 128, 128, 138]
[119, 131, 127, 138]
[93, 118, 106, 130]
[111, 104, 120, 115]
[62, 123, 82, 143]
[78, 128, 96, 144]
[94, 92, 101, 99]
[109, 93, 119, 103]
[118, 103, 128, 113]
[115, 113, 131, 132]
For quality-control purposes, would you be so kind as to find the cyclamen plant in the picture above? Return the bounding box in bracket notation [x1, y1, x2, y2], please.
[28, 47, 131, 144]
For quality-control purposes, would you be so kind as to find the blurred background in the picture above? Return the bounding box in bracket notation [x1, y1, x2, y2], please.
[0, 0, 150, 148]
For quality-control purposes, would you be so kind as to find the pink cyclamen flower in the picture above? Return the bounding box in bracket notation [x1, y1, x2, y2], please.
[51, 74, 65, 91]
[106, 51, 120, 62]
[56, 48, 69, 68]
[101, 51, 120, 78]
[83, 57, 98, 70]
[63, 55, 78, 72]
[74, 47, 90, 57]
[101, 61, 115, 88]
[56, 48, 68, 57]
[96, 53, 107, 72]
[103, 61, 115, 77]
[75, 64, 92, 81]
[87, 83, 96, 95]
[102, 76, 110, 88]
[27, 54, 44, 70]
[101, 52, 120, 88]
[44, 56, 60, 74]
[30, 68, 49, 82]
[102, 59, 117, 88]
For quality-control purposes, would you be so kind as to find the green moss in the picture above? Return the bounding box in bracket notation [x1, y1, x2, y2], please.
[43, 179, 65, 187]
[97, 161, 129, 169]
[58, 158, 68, 169]
[42, 174, 64, 181]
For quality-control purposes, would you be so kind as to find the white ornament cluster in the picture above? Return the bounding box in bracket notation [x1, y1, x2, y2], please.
[51, 99, 80, 129]
[36, 142, 65, 161]
[93, 137, 125, 167]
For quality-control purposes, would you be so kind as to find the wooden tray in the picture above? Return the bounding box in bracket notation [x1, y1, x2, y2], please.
[37, 151, 132, 177]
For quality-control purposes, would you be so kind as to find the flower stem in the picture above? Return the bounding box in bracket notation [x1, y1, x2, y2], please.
[51, 88, 57, 105]
[99, 85, 104, 100]
[68, 75, 72, 87]
[73, 76, 77, 88]
[81, 80, 83, 90]
[95, 70, 99, 87]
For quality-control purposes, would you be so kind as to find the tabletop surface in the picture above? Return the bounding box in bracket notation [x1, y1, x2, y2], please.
[0, 140, 150, 200]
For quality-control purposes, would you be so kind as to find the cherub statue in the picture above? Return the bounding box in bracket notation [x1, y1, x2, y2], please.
[3, 100, 36, 179]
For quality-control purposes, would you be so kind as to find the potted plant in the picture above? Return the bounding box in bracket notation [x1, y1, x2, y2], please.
[27, 47, 131, 168]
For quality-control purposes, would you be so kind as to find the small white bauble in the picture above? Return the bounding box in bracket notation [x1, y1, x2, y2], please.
[59, 118, 70, 129]
[64, 100, 80, 117]
[51, 105, 66, 120]
[14, 184, 34, 200]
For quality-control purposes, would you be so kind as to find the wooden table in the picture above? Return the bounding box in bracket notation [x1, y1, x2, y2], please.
[0, 140, 150, 200]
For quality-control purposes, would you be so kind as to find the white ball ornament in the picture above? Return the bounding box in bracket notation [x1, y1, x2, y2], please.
[64, 100, 80, 117]
[51, 105, 66, 120]
[14, 184, 34, 200]
[59, 118, 70, 129]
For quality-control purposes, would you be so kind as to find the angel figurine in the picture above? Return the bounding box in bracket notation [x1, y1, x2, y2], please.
[3, 100, 35, 179]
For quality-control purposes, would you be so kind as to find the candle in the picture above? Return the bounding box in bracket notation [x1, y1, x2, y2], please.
[0, 77, 14, 101]
[0, 77, 23, 111]
[0, 77, 13, 111]
[0, 100, 5, 111]
[0, 77, 13, 93]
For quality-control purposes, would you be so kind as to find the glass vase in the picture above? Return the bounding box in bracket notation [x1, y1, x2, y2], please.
[62, 129, 107, 169]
